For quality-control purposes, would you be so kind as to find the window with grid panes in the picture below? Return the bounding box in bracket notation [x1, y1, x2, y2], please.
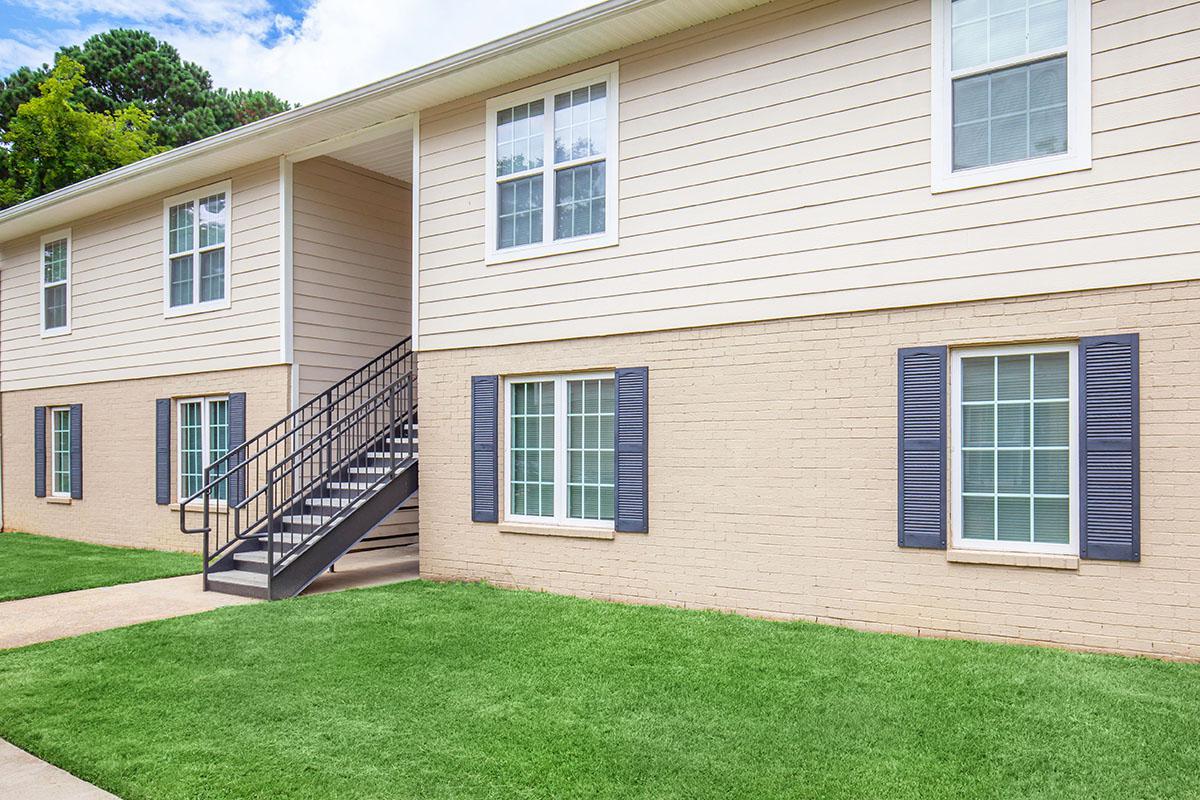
[165, 183, 229, 312]
[178, 397, 229, 501]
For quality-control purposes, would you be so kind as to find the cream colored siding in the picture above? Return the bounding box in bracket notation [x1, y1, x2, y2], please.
[416, 0, 1200, 350]
[292, 157, 412, 404]
[0, 160, 281, 391]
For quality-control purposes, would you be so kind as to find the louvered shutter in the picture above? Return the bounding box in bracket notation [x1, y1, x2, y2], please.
[898, 346, 948, 549]
[471, 376, 499, 523]
[1079, 334, 1140, 561]
[69, 404, 82, 500]
[614, 367, 649, 533]
[228, 393, 247, 505]
[155, 399, 171, 505]
[33, 406, 46, 498]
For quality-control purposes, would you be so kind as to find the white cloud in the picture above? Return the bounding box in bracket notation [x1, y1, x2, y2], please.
[1, 0, 596, 105]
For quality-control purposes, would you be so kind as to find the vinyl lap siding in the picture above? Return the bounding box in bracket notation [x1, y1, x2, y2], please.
[0, 160, 281, 391]
[292, 157, 411, 404]
[416, 0, 1200, 350]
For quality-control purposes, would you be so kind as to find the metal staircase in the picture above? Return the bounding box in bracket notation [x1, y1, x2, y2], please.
[180, 338, 418, 600]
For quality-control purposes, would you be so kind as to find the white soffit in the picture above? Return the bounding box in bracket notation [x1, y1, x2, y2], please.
[0, 0, 771, 243]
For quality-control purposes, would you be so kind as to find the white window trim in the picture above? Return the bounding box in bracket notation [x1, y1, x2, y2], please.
[503, 372, 614, 530]
[162, 180, 232, 317]
[949, 342, 1079, 556]
[39, 229, 71, 337]
[49, 405, 71, 498]
[177, 395, 229, 504]
[484, 63, 620, 265]
[930, 0, 1092, 193]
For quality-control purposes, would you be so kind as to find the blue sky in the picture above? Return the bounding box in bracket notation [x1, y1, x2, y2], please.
[0, 0, 592, 104]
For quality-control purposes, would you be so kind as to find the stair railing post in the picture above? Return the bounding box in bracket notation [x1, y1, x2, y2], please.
[266, 464, 276, 601]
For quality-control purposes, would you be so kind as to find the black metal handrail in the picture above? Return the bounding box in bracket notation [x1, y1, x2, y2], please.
[263, 374, 416, 592]
[179, 337, 416, 585]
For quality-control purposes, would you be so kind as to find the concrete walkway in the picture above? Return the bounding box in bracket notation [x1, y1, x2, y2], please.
[0, 547, 420, 650]
[0, 574, 256, 650]
[0, 739, 119, 799]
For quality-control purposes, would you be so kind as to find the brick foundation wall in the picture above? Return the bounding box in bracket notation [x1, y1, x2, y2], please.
[1, 365, 291, 552]
[416, 282, 1200, 660]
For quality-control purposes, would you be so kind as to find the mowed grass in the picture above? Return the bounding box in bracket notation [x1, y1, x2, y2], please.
[0, 531, 199, 601]
[0, 581, 1197, 800]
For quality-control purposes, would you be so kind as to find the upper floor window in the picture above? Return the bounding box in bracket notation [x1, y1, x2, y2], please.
[485, 64, 619, 264]
[164, 181, 230, 315]
[40, 230, 70, 336]
[931, 0, 1091, 191]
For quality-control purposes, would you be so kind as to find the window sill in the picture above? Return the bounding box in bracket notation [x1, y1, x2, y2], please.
[931, 152, 1091, 193]
[499, 522, 614, 540]
[947, 549, 1079, 570]
[485, 233, 617, 266]
[163, 298, 231, 319]
[40, 327, 72, 339]
[46, 496, 72, 505]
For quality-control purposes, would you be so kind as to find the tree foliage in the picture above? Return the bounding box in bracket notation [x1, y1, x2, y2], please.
[0, 29, 291, 208]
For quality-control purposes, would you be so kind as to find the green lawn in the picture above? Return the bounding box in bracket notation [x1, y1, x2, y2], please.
[0, 531, 199, 601]
[0, 581, 1196, 800]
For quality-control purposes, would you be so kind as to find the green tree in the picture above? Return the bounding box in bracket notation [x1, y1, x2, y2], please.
[2, 57, 165, 205]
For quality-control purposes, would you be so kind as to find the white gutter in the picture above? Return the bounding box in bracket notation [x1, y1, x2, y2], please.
[0, 0, 679, 234]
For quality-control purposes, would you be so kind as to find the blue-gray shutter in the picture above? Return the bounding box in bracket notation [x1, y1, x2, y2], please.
[69, 404, 82, 500]
[1079, 334, 1140, 561]
[228, 392, 247, 505]
[898, 346, 948, 549]
[471, 376, 499, 523]
[155, 399, 171, 505]
[33, 406, 46, 498]
[614, 366, 649, 533]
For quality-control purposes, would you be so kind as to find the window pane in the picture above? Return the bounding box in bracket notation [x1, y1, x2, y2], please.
[43, 238, 68, 284]
[199, 249, 225, 303]
[951, 0, 1068, 71]
[209, 399, 229, 501]
[567, 378, 615, 521]
[179, 401, 203, 498]
[952, 57, 1068, 171]
[555, 161, 605, 240]
[170, 255, 193, 307]
[198, 194, 226, 248]
[959, 349, 1072, 547]
[554, 82, 606, 163]
[44, 284, 67, 330]
[168, 202, 194, 255]
[52, 409, 71, 495]
[496, 100, 544, 177]
[510, 381, 554, 517]
[497, 174, 544, 250]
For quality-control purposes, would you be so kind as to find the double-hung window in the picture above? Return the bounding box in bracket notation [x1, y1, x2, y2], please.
[164, 181, 230, 314]
[485, 64, 619, 263]
[40, 230, 70, 336]
[50, 406, 72, 497]
[950, 343, 1077, 554]
[932, 0, 1091, 191]
[506, 374, 615, 527]
[178, 396, 230, 501]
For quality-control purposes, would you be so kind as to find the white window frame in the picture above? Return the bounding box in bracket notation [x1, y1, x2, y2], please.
[949, 342, 1079, 555]
[49, 405, 71, 498]
[176, 395, 230, 504]
[484, 63, 620, 265]
[162, 180, 232, 317]
[40, 229, 71, 337]
[930, 0, 1092, 192]
[503, 372, 615, 529]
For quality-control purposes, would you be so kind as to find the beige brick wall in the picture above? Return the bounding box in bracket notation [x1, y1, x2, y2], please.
[417, 281, 1200, 660]
[1, 365, 291, 552]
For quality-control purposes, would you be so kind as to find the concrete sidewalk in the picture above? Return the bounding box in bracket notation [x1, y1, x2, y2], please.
[0, 547, 420, 650]
[0, 739, 119, 799]
[0, 574, 256, 650]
